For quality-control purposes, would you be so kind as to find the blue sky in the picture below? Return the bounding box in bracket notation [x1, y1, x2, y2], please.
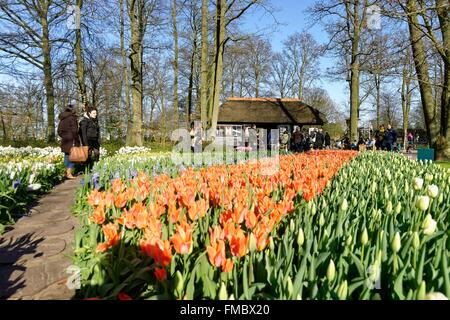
[242, 0, 349, 115]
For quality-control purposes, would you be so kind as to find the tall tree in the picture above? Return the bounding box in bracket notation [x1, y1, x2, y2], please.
[283, 32, 323, 100]
[171, 0, 179, 126]
[199, 0, 208, 129]
[0, 0, 66, 142]
[75, 0, 87, 105]
[310, 0, 373, 143]
[120, 0, 132, 144]
[401, 0, 449, 160]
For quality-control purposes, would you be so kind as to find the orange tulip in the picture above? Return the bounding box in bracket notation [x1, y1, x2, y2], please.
[104, 192, 115, 208]
[95, 223, 120, 253]
[87, 189, 104, 207]
[222, 258, 234, 273]
[209, 225, 224, 244]
[89, 206, 106, 225]
[114, 192, 127, 208]
[230, 229, 248, 257]
[206, 240, 226, 268]
[140, 238, 172, 267]
[111, 178, 125, 194]
[154, 268, 167, 282]
[171, 221, 193, 255]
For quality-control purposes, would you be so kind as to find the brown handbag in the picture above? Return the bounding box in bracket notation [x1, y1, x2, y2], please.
[69, 137, 89, 163]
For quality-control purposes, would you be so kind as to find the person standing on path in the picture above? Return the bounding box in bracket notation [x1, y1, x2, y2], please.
[57, 104, 79, 179]
[79, 106, 101, 170]
[384, 124, 397, 152]
[324, 131, 331, 149]
[375, 124, 385, 150]
[314, 129, 324, 150]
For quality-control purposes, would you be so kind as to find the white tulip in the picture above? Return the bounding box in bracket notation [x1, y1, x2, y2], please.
[416, 196, 430, 211]
[422, 214, 437, 235]
[27, 183, 42, 191]
[413, 178, 424, 190]
[426, 184, 439, 198]
[424, 292, 448, 300]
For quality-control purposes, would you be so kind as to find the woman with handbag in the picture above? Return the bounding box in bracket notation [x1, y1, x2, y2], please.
[57, 104, 80, 179]
[79, 106, 101, 170]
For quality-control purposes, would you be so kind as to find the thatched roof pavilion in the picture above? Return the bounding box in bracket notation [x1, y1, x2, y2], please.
[217, 97, 327, 127]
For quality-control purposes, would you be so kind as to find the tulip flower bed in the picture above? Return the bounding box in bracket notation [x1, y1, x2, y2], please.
[72, 150, 357, 299]
[72, 151, 449, 300]
[258, 152, 450, 300]
[0, 148, 65, 232]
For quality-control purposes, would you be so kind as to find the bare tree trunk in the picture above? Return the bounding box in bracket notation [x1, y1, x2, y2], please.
[121, 0, 132, 144]
[200, 0, 208, 129]
[209, 0, 226, 138]
[348, 0, 363, 144]
[127, 0, 143, 146]
[41, 2, 55, 143]
[436, 0, 450, 160]
[75, 0, 87, 106]
[406, 0, 440, 151]
[171, 0, 179, 127]
[255, 70, 260, 98]
[186, 2, 198, 128]
[401, 62, 412, 151]
[375, 74, 380, 128]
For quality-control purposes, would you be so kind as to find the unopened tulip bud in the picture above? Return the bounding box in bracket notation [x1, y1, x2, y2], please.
[413, 178, 423, 190]
[341, 199, 348, 212]
[287, 276, 293, 297]
[438, 193, 443, 204]
[392, 185, 397, 196]
[386, 201, 393, 214]
[319, 213, 325, 227]
[424, 173, 433, 182]
[269, 237, 274, 251]
[228, 294, 235, 300]
[346, 234, 352, 246]
[175, 271, 184, 295]
[327, 259, 336, 282]
[290, 219, 295, 232]
[218, 282, 228, 300]
[395, 202, 401, 214]
[337, 280, 348, 300]
[417, 281, 426, 300]
[391, 232, 401, 253]
[404, 182, 409, 193]
[416, 196, 430, 211]
[249, 233, 257, 253]
[311, 203, 317, 216]
[412, 231, 420, 249]
[361, 228, 368, 246]
[426, 184, 439, 198]
[297, 228, 304, 247]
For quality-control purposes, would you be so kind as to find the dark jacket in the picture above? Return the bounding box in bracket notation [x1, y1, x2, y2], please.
[384, 128, 397, 144]
[314, 131, 324, 147]
[57, 108, 80, 154]
[324, 133, 331, 146]
[79, 115, 100, 149]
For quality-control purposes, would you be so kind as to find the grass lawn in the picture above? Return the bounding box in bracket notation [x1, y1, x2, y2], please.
[436, 161, 450, 169]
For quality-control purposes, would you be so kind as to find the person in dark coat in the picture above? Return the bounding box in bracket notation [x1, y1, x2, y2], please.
[79, 106, 100, 168]
[314, 129, 324, 150]
[384, 124, 397, 152]
[57, 104, 79, 179]
[324, 132, 331, 149]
